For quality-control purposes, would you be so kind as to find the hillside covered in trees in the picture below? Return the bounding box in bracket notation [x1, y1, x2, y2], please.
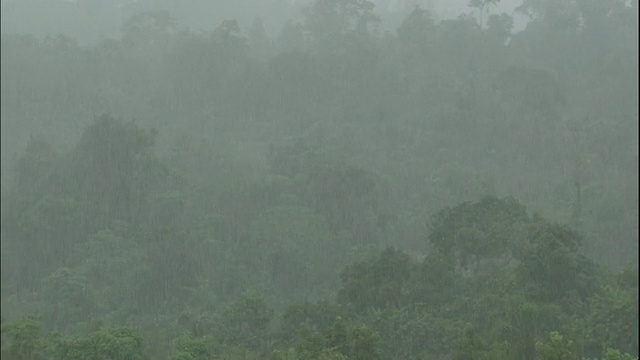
[1, 0, 638, 359]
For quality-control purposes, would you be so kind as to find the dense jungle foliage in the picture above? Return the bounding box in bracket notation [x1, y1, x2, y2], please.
[1, 0, 637, 359]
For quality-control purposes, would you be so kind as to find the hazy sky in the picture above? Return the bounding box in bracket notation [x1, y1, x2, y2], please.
[0, 0, 527, 43]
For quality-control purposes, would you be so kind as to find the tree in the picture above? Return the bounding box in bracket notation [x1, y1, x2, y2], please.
[247, 17, 274, 60]
[501, 300, 566, 360]
[534, 331, 577, 360]
[291, 316, 384, 360]
[2, 194, 80, 292]
[249, 205, 334, 301]
[1, 316, 51, 360]
[468, 0, 501, 29]
[171, 334, 212, 360]
[428, 196, 529, 273]
[486, 13, 513, 44]
[64, 114, 163, 229]
[600, 347, 638, 360]
[302, 0, 380, 50]
[12, 136, 58, 202]
[516, 217, 599, 302]
[210, 293, 274, 355]
[303, 162, 377, 236]
[213, 19, 246, 47]
[73, 229, 151, 320]
[581, 284, 639, 357]
[121, 10, 177, 56]
[347, 324, 384, 360]
[338, 247, 415, 312]
[396, 6, 435, 47]
[55, 327, 147, 360]
[40, 267, 97, 332]
[1, 316, 147, 360]
[453, 324, 488, 360]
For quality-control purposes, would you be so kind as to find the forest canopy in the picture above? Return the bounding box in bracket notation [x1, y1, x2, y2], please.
[1, 0, 637, 359]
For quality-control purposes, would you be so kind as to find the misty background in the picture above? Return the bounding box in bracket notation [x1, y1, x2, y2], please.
[1, 0, 528, 43]
[0, 0, 638, 359]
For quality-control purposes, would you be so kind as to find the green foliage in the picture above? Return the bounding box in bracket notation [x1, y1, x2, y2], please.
[415, 248, 458, 306]
[40, 267, 97, 332]
[338, 247, 415, 311]
[249, 205, 334, 300]
[1, 315, 51, 360]
[171, 334, 211, 360]
[73, 229, 151, 323]
[581, 285, 639, 356]
[500, 299, 567, 359]
[429, 196, 528, 272]
[277, 300, 343, 347]
[301, 162, 378, 236]
[0, 2, 637, 360]
[517, 217, 598, 302]
[347, 324, 384, 360]
[56, 327, 147, 360]
[535, 331, 577, 360]
[481, 341, 516, 360]
[64, 113, 164, 227]
[601, 347, 638, 360]
[452, 324, 489, 360]
[4, 194, 80, 290]
[289, 316, 384, 360]
[1, 317, 146, 360]
[207, 293, 274, 355]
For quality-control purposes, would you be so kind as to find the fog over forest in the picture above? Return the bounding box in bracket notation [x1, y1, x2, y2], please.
[1, 0, 638, 359]
[1, 0, 528, 42]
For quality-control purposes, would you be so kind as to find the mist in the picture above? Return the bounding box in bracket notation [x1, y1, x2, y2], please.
[1, 0, 528, 43]
[1, 0, 638, 359]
